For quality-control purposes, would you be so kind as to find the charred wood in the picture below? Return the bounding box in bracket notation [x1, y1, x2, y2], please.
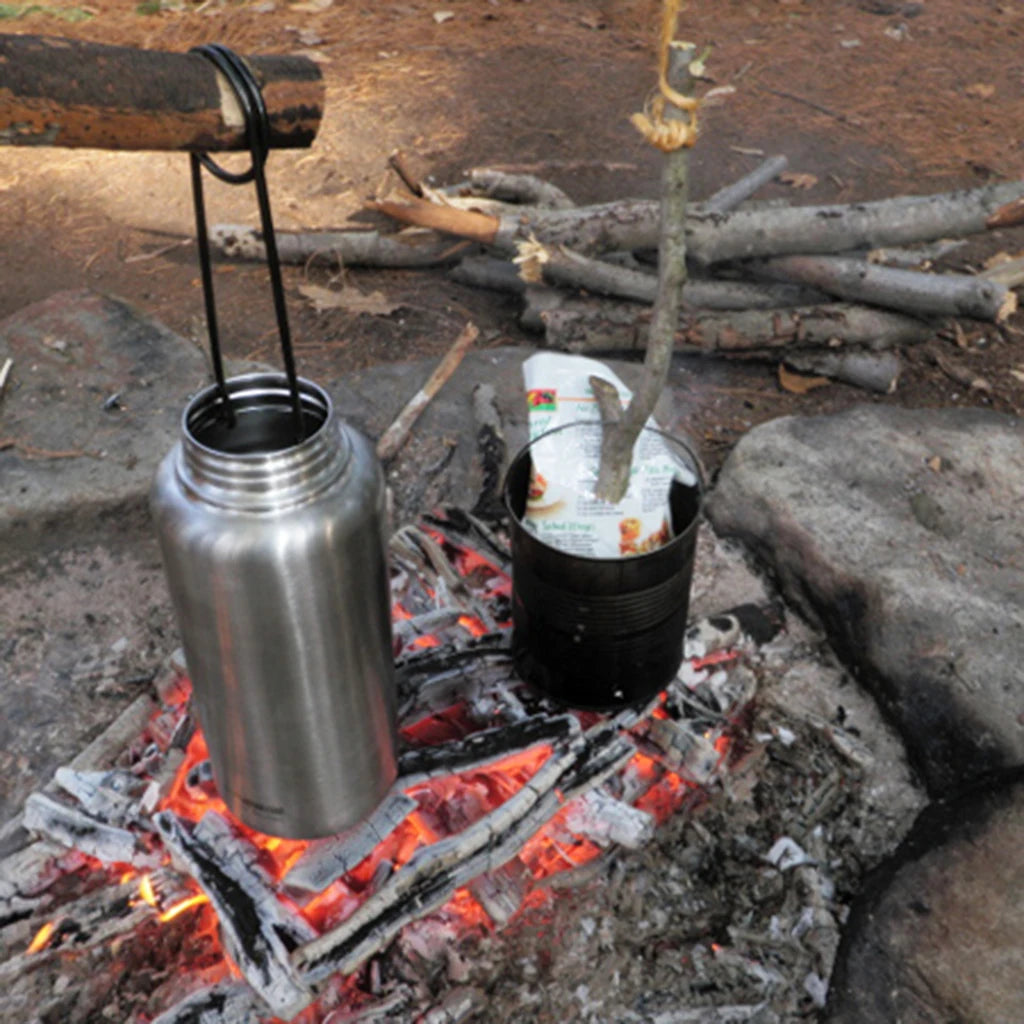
[23, 793, 160, 869]
[154, 810, 314, 1018]
[284, 793, 419, 895]
[0, 35, 323, 151]
[293, 722, 634, 983]
[398, 714, 581, 786]
[150, 981, 262, 1024]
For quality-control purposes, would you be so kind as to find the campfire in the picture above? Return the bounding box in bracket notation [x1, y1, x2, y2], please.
[2, 509, 763, 1023]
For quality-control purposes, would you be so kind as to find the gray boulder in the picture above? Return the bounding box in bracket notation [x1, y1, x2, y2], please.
[706, 404, 1024, 795]
[826, 766, 1024, 1024]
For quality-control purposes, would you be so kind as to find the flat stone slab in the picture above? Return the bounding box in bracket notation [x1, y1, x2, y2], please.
[827, 766, 1024, 1024]
[706, 404, 1024, 795]
[0, 289, 209, 560]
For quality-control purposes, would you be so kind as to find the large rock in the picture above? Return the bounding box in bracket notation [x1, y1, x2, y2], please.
[706, 404, 1024, 795]
[0, 289, 209, 560]
[826, 766, 1024, 1024]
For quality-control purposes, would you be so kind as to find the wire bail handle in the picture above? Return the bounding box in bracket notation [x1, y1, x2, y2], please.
[188, 43, 304, 442]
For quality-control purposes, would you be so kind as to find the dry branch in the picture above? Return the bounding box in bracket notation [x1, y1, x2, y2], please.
[376, 323, 480, 461]
[0, 35, 323, 151]
[750, 254, 1016, 322]
[212, 224, 472, 268]
[703, 155, 789, 214]
[540, 299, 934, 354]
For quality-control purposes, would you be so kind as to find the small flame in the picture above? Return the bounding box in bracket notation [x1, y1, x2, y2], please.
[138, 873, 158, 907]
[158, 893, 210, 923]
[27, 920, 56, 954]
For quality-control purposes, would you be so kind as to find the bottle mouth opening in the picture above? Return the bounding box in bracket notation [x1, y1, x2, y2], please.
[185, 374, 330, 456]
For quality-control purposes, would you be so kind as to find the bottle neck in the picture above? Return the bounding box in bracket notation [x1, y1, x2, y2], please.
[178, 373, 349, 512]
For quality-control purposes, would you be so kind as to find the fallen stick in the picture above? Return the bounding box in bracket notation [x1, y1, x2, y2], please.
[375, 321, 480, 461]
[749, 254, 1016, 322]
[702, 155, 789, 214]
[784, 349, 903, 394]
[457, 168, 575, 209]
[540, 298, 934, 354]
[370, 181, 1024, 261]
[0, 34, 323, 151]
[211, 224, 473, 268]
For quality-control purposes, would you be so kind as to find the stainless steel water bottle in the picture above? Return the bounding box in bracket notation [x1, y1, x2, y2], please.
[150, 372, 398, 838]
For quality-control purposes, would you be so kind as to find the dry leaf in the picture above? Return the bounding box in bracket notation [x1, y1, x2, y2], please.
[1009, 366, 1024, 385]
[778, 364, 830, 394]
[298, 283, 400, 317]
[779, 171, 818, 190]
[433, 10, 455, 23]
[965, 82, 995, 99]
[579, 12, 607, 29]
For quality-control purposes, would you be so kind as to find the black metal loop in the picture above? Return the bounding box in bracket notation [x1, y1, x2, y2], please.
[188, 43, 304, 442]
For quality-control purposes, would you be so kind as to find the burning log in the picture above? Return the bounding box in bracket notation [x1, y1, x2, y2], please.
[154, 810, 316, 1018]
[23, 793, 161, 870]
[0, 35, 323, 151]
[748, 254, 1016, 322]
[293, 720, 635, 983]
[284, 793, 419, 895]
[398, 713, 582, 786]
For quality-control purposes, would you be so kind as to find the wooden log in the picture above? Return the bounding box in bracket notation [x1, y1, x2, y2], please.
[540, 297, 934, 354]
[749, 254, 1016, 322]
[785, 349, 903, 394]
[372, 181, 1024, 261]
[0, 35, 323, 151]
[213, 224, 473, 268]
[687, 182, 1024, 265]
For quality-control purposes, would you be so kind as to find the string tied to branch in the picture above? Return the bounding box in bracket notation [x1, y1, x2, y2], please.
[630, 0, 701, 152]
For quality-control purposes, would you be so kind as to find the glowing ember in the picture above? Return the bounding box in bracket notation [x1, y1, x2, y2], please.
[26, 920, 56, 955]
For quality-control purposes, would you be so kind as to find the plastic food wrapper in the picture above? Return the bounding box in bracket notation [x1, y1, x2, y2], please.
[521, 352, 697, 558]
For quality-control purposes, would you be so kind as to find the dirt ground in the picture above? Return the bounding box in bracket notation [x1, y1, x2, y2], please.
[2, 0, 1024, 464]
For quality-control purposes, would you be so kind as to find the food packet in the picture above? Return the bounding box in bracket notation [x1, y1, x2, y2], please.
[521, 352, 696, 558]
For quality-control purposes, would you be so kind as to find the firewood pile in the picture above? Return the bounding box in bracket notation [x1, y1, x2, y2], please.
[0, 512, 925, 1023]
[212, 159, 1024, 395]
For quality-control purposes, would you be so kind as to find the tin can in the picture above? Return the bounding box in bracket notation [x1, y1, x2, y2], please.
[503, 422, 703, 710]
[151, 372, 397, 838]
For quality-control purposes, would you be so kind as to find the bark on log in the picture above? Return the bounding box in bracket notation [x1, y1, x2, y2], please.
[0, 35, 323, 151]
[750, 254, 1016, 322]
[371, 182, 1024, 262]
[687, 182, 1024, 265]
[212, 224, 473, 267]
[541, 298, 934, 354]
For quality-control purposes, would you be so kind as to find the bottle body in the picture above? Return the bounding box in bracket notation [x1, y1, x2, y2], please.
[151, 374, 397, 838]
